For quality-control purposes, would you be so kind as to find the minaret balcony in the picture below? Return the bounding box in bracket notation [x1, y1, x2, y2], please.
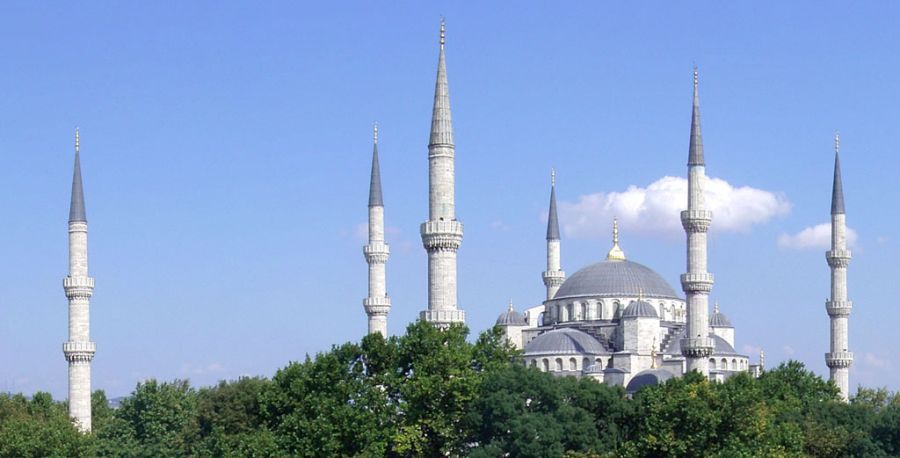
[680, 273, 714, 293]
[421, 220, 463, 250]
[363, 243, 390, 263]
[420, 309, 466, 325]
[363, 297, 392, 315]
[825, 300, 852, 317]
[680, 210, 712, 232]
[826, 249, 851, 268]
[63, 341, 96, 363]
[680, 337, 714, 358]
[825, 351, 853, 368]
[63, 276, 95, 289]
[542, 270, 566, 286]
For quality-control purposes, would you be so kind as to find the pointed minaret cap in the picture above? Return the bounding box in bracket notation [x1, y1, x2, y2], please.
[69, 128, 87, 223]
[688, 66, 705, 166]
[606, 217, 626, 261]
[368, 123, 384, 207]
[546, 169, 560, 240]
[429, 19, 454, 147]
[831, 132, 845, 215]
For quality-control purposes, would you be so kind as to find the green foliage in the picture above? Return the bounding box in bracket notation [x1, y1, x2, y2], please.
[4, 328, 900, 457]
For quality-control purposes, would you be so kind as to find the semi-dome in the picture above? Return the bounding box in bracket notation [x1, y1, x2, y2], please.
[554, 259, 680, 300]
[622, 300, 659, 319]
[625, 369, 674, 394]
[523, 327, 606, 356]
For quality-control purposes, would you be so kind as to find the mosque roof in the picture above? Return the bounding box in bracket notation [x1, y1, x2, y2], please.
[709, 305, 733, 328]
[663, 330, 743, 357]
[523, 327, 606, 356]
[626, 369, 675, 394]
[495, 303, 527, 326]
[622, 300, 659, 319]
[554, 259, 680, 300]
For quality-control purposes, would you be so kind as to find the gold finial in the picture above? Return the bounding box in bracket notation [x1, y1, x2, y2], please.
[834, 132, 840, 154]
[638, 287, 644, 301]
[714, 301, 719, 314]
[551, 168, 556, 187]
[693, 65, 699, 88]
[440, 18, 445, 48]
[606, 217, 626, 261]
[508, 298, 514, 312]
[373, 122, 379, 145]
[74, 127, 80, 154]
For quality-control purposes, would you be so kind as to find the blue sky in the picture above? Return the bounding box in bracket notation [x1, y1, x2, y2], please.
[1, 2, 899, 398]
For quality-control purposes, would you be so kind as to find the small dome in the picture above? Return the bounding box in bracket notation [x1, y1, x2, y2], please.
[496, 308, 527, 326]
[663, 330, 743, 357]
[523, 328, 606, 356]
[622, 300, 659, 319]
[711, 334, 739, 355]
[626, 369, 674, 394]
[554, 260, 680, 300]
[709, 303, 733, 327]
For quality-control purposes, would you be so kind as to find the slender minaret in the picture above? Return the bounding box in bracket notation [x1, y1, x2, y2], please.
[363, 124, 391, 336]
[542, 169, 565, 300]
[825, 133, 853, 401]
[63, 128, 96, 432]
[420, 20, 465, 326]
[679, 68, 715, 376]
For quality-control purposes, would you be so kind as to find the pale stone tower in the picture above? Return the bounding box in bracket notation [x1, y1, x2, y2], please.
[542, 170, 565, 300]
[363, 124, 391, 336]
[826, 133, 853, 401]
[679, 69, 715, 376]
[63, 128, 96, 432]
[420, 20, 465, 326]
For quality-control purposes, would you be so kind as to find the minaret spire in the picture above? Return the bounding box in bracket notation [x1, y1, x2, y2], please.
[364, 123, 391, 336]
[680, 68, 715, 376]
[543, 169, 565, 301]
[63, 127, 96, 432]
[826, 132, 852, 401]
[420, 20, 465, 326]
[606, 217, 626, 261]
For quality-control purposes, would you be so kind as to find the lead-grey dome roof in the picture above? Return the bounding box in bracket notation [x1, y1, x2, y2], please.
[554, 260, 680, 300]
[626, 369, 674, 394]
[622, 300, 659, 319]
[523, 328, 606, 356]
[496, 308, 527, 326]
[663, 329, 743, 357]
[709, 310, 732, 327]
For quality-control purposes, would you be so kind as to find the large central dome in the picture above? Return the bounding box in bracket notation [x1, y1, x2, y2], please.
[554, 259, 680, 300]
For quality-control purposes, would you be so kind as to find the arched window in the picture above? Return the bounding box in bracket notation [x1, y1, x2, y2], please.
[567, 304, 574, 321]
[582, 357, 590, 370]
[555, 358, 563, 371]
[595, 357, 603, 369]
[542, 359, 549, 372]
[710, 358, 716, 369]
[569, 358, 577, 371]
[530, 359, 537, 368]
[721, 358, 728, 370]
[732, 359, 737, 371]
[597, 301, 604, 319]
[580, 303, 588, 320]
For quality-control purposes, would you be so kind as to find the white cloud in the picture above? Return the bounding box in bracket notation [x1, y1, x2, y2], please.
[558, 176, 790, 239]
[777, 223, 858, 250]
[783, 345, 795, 356]
[862, 352, 891, 370]
[490, 220, 511, 232]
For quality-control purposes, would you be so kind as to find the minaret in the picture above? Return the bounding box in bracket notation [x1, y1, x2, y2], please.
[679, 68, 715, 376]
[63, 128, 96, 432]
[825, 133, 853, 401]
[420, 20, 465, 326]
[363, 123, 391, 336]
[542, 169, 565, 300]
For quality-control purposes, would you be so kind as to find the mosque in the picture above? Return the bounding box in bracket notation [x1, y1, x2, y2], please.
[57, 21, 854, 432]
[360, 21, 853, 398]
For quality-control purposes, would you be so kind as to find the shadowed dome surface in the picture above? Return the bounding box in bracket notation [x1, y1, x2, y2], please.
[554, 259, 680, 300]
[622, 300, 659, 319]
[709, 310, 733, 327]
[496, 308, 527, 326]
[523, 328, 606, 356]
[626, 369, 675, 394]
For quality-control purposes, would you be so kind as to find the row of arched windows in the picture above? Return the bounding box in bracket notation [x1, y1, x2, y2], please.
[547, 299, 685, 323]
[528, 356, 605, 372]
[709, 358, 747, 371]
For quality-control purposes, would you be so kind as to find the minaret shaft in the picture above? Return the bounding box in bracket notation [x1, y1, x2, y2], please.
[420, 21, 465, 326]
[680, 70, 714, 376]
[63, 130, 95, 433]
[364, 129, 390, 336]
[826, 143, 852, 401]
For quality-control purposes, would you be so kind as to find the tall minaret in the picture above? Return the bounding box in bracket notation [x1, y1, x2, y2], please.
[63, 128, 96, 432]
[826, 133, 853, 401]
[420, 20, 465, 326]
[542, 169, 565, 300]
[363, 124, 391, 336]
[679, 68, 715, 376]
